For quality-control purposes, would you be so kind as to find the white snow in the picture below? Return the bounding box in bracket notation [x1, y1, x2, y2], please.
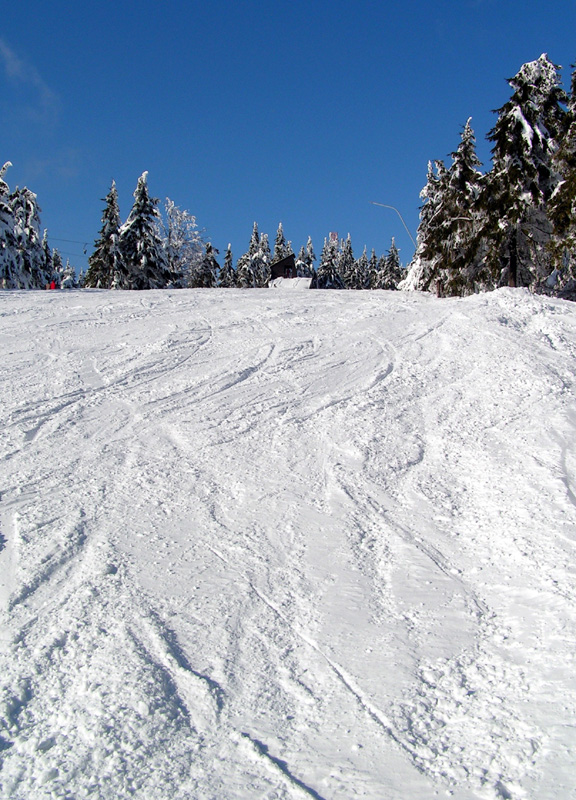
[1, 286, 576, 800]
[270, 277, 312, 289]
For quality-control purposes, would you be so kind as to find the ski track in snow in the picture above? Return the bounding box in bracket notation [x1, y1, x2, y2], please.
[0, 287, 576, 799]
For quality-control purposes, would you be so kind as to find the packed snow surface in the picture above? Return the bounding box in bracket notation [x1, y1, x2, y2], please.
[1, 287, 576, 800]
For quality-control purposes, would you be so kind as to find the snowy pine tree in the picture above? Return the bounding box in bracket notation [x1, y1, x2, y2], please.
[85, 181, 121, 289]
[368, 248, 380, 289]
[338, 234, 355, 288]
[419, 120, 485, 295]
[483, 54, 567, 289]
[236, 222, 261, 288]
[256, 233, 272, 287]
[158, 198, 203, 288]
[349, 245, 370, 290]
[0, 162, 19, 289]
[60, 259, 77, 289]
[549, 61, 576, 296]
[272, 222, 290, 264]
[51, 248, 63, 287]
[315, 237, 345, 289]
[400, 160, 449, 292]
[219, 243, 236, 287]
[379, 238, 403, 289]
[10, 185, 48, 289]
[118, 172, 173, 290]
[192, 243, 219, 288]
[295, 237, 316, 277]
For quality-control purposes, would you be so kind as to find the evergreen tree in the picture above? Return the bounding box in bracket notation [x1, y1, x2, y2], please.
[296, 245, 307, 276]
[306, 236, 316, 274]
[0, 162, 19, 289]
[60, 259, 77, 289]
[158, 198, 203, 287]
[236, 222, 260, 288]
[219, 243, 236, 287]
[338, 234, 355, 287]
[368, 248, 380, 288]
[118, 172, 172, 289]
[272, 222, 290, 263]
[422, 119, 485, 295]
[10, 185, 48, 288]
[349, 245, 370, 289]
[401, 160, 449, 292]
[483, 54, 567, 288]
[51, 248, 63, 287]
[549, 60, 576, 296]
[41, 229, 52, 280]
[296, 236, 316, 277]
[192, 242, 219, 287]
[377, 238, 403, 289]
[85, 181, 121, 289]
[315, 237, 345, 289]
[253, 232, 271, 287]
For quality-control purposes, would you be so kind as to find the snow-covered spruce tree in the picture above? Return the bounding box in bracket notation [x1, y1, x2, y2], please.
[252, 232, 272, 287]
[548, 61, 576, 297]
[10, 185, 48, 289]
[423, 119, 485, 295]
[158, 198, 203, 288]
[367, 248, 379, 288]
[41, 230, 53, 281]
[482, 54, 567, 289]
[51, 248, 63, 287]
[272, 222, 292, 264]
[59, 259, 77, 289]
[315, 236, 345, 289]
[338, 234, 355, 287]
[349, 245, 370, 290]
[296, 245, 307, 276]
[402, 118, 485, 296]
[379, 238, 403, 289]
[0, 162, 19, 289]
[191, 243, 219, 288]
[118, 172, 173, 290]
[236, 222, 260, 288]
[295, 236, 316, 277]
[85, 181, 121, 289]
[400, 160, 449, 292]
[219, 243, 236, 287]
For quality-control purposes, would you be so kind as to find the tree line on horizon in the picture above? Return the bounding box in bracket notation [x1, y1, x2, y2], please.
[403, 53, 576, 300]
[83, 175, 403, 291]
[2, 54, 575, 299]
[0, 164, 402, 292]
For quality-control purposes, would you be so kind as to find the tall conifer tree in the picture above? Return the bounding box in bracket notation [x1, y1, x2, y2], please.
[85, 181, 121, 289]
[483, 54, 566, 288]
[219, 243, 236, 287]
[549, 60, 576, 295]
[118, 172, 172, 289]
[0, 162, 19, 289]
[316, 237, 345, 289]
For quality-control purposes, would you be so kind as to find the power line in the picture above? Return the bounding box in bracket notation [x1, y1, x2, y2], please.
[50, 237, 90, 254]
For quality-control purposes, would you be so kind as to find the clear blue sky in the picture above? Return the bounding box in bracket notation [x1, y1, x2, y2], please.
[2, 0, 576, 272]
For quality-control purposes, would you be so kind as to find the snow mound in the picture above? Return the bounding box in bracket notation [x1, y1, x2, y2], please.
[270, 277, 312, 289]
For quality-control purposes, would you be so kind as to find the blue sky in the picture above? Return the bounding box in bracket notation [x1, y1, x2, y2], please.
[1, 0, 576, 272]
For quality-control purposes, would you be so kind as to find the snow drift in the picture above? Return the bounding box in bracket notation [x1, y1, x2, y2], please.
[1, 287, 575, 800]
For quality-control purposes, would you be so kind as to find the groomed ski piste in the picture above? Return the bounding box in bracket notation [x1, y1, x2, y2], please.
[1, 286, 575, 800]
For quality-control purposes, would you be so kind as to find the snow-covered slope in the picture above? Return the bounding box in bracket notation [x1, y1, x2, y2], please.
[1, 287, 575, 800]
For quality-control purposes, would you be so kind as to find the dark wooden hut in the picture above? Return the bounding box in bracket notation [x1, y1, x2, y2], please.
[270, 253, 297, 280]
